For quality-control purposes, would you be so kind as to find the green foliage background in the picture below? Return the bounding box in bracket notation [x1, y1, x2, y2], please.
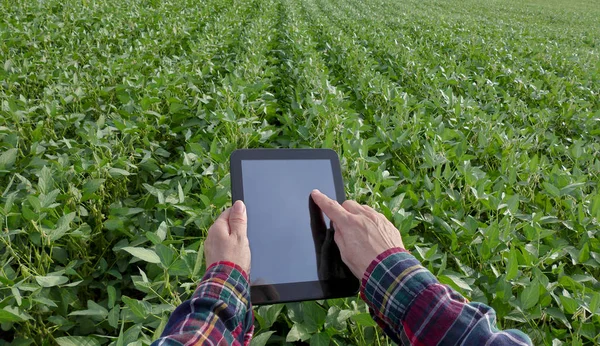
[1, 0, 599, 344]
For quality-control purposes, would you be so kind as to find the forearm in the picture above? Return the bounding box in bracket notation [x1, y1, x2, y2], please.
[360, 248, 532, 345]
[152, 261, 254, 346]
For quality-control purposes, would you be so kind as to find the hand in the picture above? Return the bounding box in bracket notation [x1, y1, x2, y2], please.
[204, 200, 251, 274]
[310, 190, 404, 279]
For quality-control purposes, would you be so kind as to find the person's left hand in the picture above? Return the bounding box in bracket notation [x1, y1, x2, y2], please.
[204, 200, 251, 274]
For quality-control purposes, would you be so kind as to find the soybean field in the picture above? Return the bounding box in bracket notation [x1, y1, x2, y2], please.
[1, 0, 599, 345]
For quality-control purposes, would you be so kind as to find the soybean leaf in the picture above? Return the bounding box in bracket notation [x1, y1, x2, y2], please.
[146, 232, 161, 245]
[121, 247, 161, 264]
[505, 247, 519, 281]
[35, 275, 68, 287]
[559, 295, 579, 315]
[286, 323, 312, 342]
[258, 304, 284, 329]
[55, 336, 100, 346]
[178, 183, 185, 203]
[153, 316, 168, 340]
[250, 331, 275, 346]
[286, 303, 304, 324]
[192, 244, 204, 278]
[0, 308, 24, 322]
[590, 292, 600, 314]
[559, 183, 585, 196]
[325, 306, 356, 330]
[542, 182, 561, 198]
[310, 333, 330, 346]
[0, 148, 18, 170]
[578, 243, 590, 263]
[108, 306, 120, 329]
[48, 212, 76, 242]
[521, 279, 540, 310]
[11, 287, 21, 306]
[545, 307, 571, 328]
[155, 244, 175, 268]
[438, 274, 472, 292]
[32, 297, 57, 308]
[82, 179, 105, 200]
[107, 285, 116, 308]
[69, 300, 108, 319]
[350, 313, 377, 327]
[122, 296, 152, 319]
[156, 221, 168, 241]
[38, 166, 54, 194]
[109, 168, 132, 177]
[302, 301, 326, 331]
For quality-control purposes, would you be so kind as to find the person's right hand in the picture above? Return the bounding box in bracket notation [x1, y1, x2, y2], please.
[310, 190, 405, 279]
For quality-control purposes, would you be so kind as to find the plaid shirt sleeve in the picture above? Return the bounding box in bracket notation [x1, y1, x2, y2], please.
[360, 248, 532, 346]
[152, 261, 254, 346]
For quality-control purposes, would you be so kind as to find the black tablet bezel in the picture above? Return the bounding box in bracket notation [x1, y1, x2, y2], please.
[230, 148, 359, 305]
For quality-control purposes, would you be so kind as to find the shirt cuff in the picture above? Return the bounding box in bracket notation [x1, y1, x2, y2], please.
[199, 261, 252, 312]
[360, 248, 438, 329]
[206, 261, 250, 282]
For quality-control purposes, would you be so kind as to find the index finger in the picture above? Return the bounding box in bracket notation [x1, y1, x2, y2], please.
[311, 190, 350, 223]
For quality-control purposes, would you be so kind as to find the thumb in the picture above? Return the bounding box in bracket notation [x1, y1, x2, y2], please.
[229, 200, 247, 237]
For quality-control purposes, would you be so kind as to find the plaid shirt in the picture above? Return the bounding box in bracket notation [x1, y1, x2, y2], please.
[152, 261, 254, 346]
[154, 250, 531, 346]
[362, 248, 532, 345]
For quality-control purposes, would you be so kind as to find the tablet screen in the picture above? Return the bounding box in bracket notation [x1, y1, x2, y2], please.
[241, 159, 337, 285]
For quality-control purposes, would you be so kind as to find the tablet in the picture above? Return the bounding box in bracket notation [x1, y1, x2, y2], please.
[230, 149, 359, 304]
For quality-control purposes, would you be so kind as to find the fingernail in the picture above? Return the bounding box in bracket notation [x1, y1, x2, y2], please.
[233, 200, 245, 213]
[312, 189, 321, 195]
